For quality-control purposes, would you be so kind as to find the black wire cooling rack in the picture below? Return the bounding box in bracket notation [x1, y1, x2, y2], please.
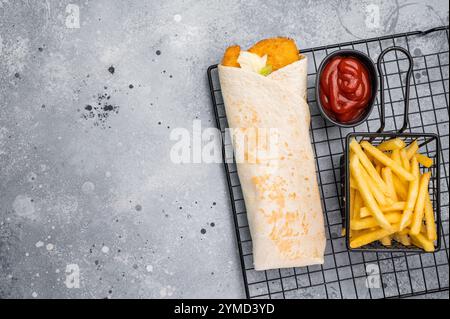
[207, 26, 449, 299]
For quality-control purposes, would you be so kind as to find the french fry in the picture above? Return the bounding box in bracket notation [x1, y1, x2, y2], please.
[424, 190, 437, 241]
[351, 212, 402, 230]
[382, 167, 398, 201]
[380, 201, 406, 212]
[350, 154, 393, 231]
[360, 164, 391, 206]
[415, 153, 433, 168]
[380, 236, 392, 246]
[394, 233, 411, 246]
[350, 224, 399, 248]
[375, 164, 382, 175]
[420, 224, 428, 235]
[350, 176, 358, 190]
[391, 149, 408, 193]
[400, 156, 419, 230]
[353, 191, 362, 220]
[377, 138, 406, 151]
[350, 139, 389, 192]
[410, 233, 435, 252]
[360, 201, 405, 217]
[400, 148, 411, 172]
[410, 172, 431, 235]
[391, 149, 402, 165]
[392, 176, 408, 200]
[360, 207, 371, 218]
[350, 187, 355, 222]
[406, 140, 419, 159]
[360, 141, 414, 182]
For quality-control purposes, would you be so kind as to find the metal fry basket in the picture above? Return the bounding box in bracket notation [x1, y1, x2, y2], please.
[207, 26, 449, 299]
[343, 46, 442, 253]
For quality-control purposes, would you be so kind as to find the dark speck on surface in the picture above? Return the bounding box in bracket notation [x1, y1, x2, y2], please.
[210, 222, 215, 227]
[135, 204, 142, 211]
[108, 65, 115, 74]
[179, 206, 182, 210]
[156, 50, 161, 55]
[85, 105, 92, 111]
[103, 104, 114, 111]
[129, 84, 134, 89]
[212, 202, 216, 206]
[200, 228, 206, 234]
[38, 47, 43, 52]
[14, 72, 20, 78]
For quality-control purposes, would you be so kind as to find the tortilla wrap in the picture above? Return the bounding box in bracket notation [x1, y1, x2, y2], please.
[218, 57, 326, 270]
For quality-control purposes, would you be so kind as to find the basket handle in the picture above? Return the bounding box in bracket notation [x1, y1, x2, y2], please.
[376, 46, 413, 134]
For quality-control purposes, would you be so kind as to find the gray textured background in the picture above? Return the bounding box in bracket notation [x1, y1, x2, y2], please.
[0, 0, 448, 299]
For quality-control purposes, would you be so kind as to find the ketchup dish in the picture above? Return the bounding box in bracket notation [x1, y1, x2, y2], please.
[316, 50, 378, 127]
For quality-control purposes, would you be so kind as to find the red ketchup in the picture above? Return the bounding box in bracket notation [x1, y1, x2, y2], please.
[319, 56, 371, 123]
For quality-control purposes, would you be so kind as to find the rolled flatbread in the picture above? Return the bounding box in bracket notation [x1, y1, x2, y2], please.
[218, 57, 326, 271]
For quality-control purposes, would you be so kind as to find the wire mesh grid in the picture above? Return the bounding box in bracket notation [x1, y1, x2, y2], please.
[207, 26, 449, 299]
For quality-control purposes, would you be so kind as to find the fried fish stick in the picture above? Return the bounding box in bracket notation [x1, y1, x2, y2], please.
[406, 140, 419, 159]
[400, 157, 419, 230]
[415, 153, 433, 168]
[382, 167, 398, 201]
[248, 37, 300, 71]
[360, 141, 414, 181]
[424, 191, 437, 241]
[410, 172, 431, 235]
[377, 138, 406, 151]
[351, 212, 402, 230]
[350, 224, 399, 248]
[350, 139, 389, 193]
[350, 154, 393, 231]
[221, 45, 241, 67]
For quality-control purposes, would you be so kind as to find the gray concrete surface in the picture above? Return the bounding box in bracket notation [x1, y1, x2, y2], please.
[0, 0, 448, 299]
